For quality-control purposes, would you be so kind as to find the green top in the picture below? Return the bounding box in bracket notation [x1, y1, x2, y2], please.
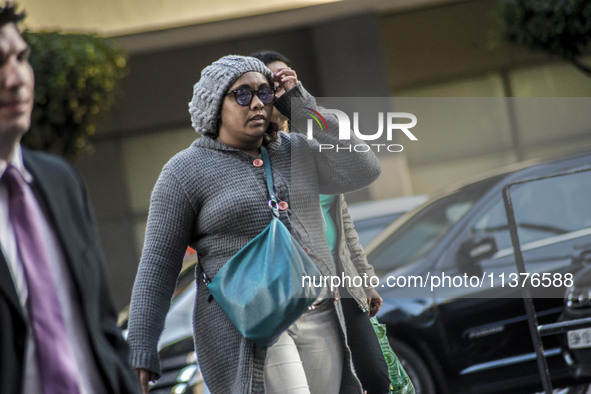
[319, 194, 339, 257]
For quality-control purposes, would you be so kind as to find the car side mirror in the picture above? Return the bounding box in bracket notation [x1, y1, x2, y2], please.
[457, 236, 498, 276]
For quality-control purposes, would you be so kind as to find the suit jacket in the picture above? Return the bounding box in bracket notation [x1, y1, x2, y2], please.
[0, 148, 139, 394]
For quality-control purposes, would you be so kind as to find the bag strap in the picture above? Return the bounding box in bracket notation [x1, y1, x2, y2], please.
[260, 146, 280, 218]
[201, 145, 278, 289]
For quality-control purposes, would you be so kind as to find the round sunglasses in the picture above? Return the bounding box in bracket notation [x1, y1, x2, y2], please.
[225, 86, 276, 106]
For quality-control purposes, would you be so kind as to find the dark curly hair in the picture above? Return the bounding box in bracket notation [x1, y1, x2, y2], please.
[263, 120, 280, 145]
[249, 50, 292, 68]
[0, 2, 25, 28]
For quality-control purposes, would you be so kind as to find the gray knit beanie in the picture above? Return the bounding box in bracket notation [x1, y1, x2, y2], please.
[188, 55, 273, 137]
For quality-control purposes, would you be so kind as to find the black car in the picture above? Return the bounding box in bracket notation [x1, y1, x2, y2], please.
[563, 264, 591, 382]
[369, 150, 591, 393]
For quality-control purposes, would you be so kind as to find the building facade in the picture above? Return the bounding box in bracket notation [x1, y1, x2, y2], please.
[23, 0, 591, 306]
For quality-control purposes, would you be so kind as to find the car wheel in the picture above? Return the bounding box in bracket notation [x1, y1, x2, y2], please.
[389, 337, 437, 394]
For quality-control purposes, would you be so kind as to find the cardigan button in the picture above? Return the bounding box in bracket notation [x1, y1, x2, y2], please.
[303, 246, 310, 254]
[278, 201, 289, 211]
[253, 158, 263, 167]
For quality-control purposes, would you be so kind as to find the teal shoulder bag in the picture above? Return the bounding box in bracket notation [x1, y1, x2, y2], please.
[201, 146, 321, 346]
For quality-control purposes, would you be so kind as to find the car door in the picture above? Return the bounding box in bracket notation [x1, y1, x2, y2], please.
[435, 169, 591, 388]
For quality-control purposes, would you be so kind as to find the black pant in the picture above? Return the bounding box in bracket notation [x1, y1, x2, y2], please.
[341, 297, 391, 394]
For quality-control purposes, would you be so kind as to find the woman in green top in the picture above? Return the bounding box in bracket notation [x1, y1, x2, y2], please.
[251, 49, 391, 394]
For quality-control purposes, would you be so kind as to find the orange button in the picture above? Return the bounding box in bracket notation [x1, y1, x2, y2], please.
[278, 201, 289, 211]
[253, 158, 263, 167]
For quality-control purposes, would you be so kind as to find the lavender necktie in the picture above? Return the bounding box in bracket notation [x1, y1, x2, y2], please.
[3, 166, 81, 394]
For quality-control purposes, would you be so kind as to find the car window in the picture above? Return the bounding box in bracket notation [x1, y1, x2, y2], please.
[354, 213, 402, 247]
[473, 170, 591, 251]
[369, 176, 502, 275]
[472, 197, 513, 250]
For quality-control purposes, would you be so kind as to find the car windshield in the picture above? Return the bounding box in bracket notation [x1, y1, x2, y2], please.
[355, 213, 403, 246]
[369, 175, 504, 275]
[473, 169, 591, 250]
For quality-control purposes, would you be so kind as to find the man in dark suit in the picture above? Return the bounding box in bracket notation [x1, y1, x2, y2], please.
[0, 3, 139, 393]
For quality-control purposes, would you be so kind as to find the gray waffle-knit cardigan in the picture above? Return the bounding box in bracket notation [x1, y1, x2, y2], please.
[127, 83, 382, 393]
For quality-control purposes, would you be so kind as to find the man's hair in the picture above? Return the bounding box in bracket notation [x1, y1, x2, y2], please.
[0, 2, 25, 27]
[249, 50, 292, 67]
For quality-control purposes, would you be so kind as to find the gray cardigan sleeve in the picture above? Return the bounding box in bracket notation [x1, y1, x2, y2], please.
[127, 164, 197, 376]
[340, 197, 377, 283]
[274, 83, 382, 195]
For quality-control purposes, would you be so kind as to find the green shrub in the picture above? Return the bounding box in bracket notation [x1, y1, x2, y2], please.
[497, 0, 591, 76]
[22, 31, 128, 159]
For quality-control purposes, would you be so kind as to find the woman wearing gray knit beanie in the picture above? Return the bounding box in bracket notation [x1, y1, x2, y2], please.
[127, 54, 382, 394]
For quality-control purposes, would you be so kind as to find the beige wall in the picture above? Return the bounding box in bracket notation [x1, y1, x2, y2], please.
[19, 0, 339, 35]
[379, 0, 591, 194]
[65, 0, 591, 306]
